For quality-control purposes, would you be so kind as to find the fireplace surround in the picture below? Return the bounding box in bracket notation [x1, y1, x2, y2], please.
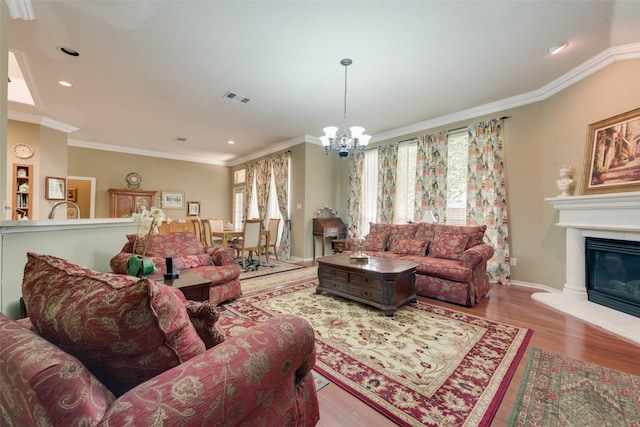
[541, 191, 640, 344]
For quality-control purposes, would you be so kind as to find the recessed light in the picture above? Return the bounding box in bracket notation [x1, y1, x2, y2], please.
[547, 42, 569, 55]
[228, 140, 235, 144]
[57, 46, 79, 57]
[58, 81, 73, 87]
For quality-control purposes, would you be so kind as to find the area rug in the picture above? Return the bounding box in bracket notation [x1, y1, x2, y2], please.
[508, 348, 640, 426]
[222, 280, 533, 426]
[240, 266, 317, 295]
[237, 258, 304, 280]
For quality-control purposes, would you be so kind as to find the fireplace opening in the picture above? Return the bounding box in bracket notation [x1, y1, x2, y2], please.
[585, 237, 640, 318]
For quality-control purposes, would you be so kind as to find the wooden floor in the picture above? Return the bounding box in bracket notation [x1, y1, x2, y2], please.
[296, 262, 640, 427]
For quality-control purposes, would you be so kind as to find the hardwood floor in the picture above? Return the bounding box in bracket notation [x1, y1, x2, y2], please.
[296, 262, 640, 426]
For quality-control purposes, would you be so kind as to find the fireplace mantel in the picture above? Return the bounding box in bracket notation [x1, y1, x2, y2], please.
[537, 191, 640, 344]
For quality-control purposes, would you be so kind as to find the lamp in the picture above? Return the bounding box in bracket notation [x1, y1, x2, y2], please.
[319, 58, 371, 158]
[421, 210, 437, 224]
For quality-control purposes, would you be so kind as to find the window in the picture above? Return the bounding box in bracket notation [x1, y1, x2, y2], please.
[445, 131, 468, 225]
[234, 169, 246, 185]
[232, 187, 244, 229]
[360, 131, 469, 227]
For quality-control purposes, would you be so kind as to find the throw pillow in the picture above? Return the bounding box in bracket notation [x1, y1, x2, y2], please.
[391, 239, 430, 256]
[387, 223, 418, 250]
[184, 300, 226, 349]
[363, 232, 390, 252]
[429, 232, 469, 260]
[21, 253, 206, 396]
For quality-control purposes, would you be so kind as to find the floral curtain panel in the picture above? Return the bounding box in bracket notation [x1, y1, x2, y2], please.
[346, 150, 364, 236]
[268, 152, 291, 259]
[244, 161, 256, 220]
[415, 132, 448, 222]
[376, 143, 398, 224]
[467, 119, 510, 284]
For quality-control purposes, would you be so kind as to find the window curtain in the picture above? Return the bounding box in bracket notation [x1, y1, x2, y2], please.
[254, 159, 269, 221]
[268, 152, 291, 259]
[376, 143, 398, 224]
[244, 161, 256, 220]
[467, 119, 510, 285]
[346, 150, 364, 237]
[415, 132, 448, 222]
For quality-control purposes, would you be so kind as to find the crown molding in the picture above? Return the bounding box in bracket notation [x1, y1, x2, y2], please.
[227, 134, 315, 167]
[5, 0, 34, 20]
[372, 42, 640, 144]
[7, 111, 79, 133]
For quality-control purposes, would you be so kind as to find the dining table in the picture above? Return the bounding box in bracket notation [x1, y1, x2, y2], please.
[212, 227, 271, 259]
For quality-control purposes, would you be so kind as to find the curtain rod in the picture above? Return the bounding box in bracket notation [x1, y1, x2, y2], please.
[391, 116, 513, 145]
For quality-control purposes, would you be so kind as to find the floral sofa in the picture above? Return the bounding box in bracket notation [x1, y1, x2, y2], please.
[344, 222, 494, 306]
[110, 231, 241, 304]
[0, 252, 319, 426]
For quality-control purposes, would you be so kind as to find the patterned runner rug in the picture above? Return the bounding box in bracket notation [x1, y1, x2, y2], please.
[222, 279, 533, 426]
[509, 348, 640, 426]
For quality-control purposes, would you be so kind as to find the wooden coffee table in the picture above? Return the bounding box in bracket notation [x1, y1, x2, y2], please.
[150, 270, 211, 301]
[316, 254, 418, 317]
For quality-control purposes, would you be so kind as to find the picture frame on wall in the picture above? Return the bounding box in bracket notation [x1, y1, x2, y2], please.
[581, 107, 640, 195]
[45, 177, 66, 200]
[161, 191, 185, 209]
[187, 201, 200, 217]
[67, 188, 77, 202]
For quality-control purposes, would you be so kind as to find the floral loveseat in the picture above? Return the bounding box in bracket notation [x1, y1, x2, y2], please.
[110, 231, 241, 304]
[344, 222, 494, 306]
[0, 252, 319, 426]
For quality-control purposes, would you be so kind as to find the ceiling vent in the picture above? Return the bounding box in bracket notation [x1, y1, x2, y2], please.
[223, 91, 251, 103]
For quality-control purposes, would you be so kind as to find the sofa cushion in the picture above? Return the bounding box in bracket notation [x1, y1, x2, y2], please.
[429, 231, 469, 260]
[369, 222, 392, 235]
[387, 223, 418, 250]
[391, 239, 429, 256]
[363, 232, 390, 252]
[402, 255, 473, 282]
[184, 300, 225, 349]
[21, 253, 206, 396]
[127, 231, 205, 257]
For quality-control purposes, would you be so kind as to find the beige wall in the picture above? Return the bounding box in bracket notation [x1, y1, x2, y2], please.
[68, 147, 231, 220]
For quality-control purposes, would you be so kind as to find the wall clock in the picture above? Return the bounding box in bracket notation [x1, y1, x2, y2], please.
[125, 172, 142, 189]
[12, 144, 34, 159]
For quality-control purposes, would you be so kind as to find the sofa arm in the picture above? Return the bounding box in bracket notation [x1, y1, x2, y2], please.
[98, 314, 318, 426]
[459, 243, 494, 269]
[207, 245, 237, 266]
[109, 252, 134, 274]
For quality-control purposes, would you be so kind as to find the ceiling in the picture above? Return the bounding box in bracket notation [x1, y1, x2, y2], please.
[7, 1, 640, 166]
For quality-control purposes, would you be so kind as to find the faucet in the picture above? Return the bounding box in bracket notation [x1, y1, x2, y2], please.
[48, 201, 80, 219]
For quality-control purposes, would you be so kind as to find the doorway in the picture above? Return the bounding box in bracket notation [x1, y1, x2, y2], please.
[66, 176, 96, 218]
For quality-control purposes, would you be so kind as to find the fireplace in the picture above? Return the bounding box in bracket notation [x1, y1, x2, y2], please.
[585, 237, 640, 318]
[540, 191, 640, 344]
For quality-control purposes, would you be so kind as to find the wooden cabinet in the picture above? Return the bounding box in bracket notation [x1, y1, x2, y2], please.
[13, 164, 33, 220]
[158, 222, 193, 233]
[108, 189, 157, 218]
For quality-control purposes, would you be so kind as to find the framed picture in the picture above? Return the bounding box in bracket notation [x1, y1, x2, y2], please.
[67, 188, 77, 202]
[45, 176, 66, 200]
[187, 201, 200, 216]
[581, 107, 640, 195]
[161, 191, 185, 209]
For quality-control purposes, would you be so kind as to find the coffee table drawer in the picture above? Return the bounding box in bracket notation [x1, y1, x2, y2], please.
[320, 267, 349, 282]
[349, 273, 383, 290]
[349, 285, 383, 303]
[323, 280, 350, 293]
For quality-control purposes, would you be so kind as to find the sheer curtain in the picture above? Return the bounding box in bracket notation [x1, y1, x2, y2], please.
[359, 149, 378, 236]
[393, 140, 417, 224]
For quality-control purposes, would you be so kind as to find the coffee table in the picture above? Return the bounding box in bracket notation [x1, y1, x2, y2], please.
[150, 270, 212, 301]
[315, 254, 418, 317]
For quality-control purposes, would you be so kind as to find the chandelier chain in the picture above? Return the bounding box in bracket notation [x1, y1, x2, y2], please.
[343, 63, 348, 127]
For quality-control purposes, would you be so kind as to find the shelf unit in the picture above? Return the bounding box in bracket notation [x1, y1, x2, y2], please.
[13, 163, 33, 220]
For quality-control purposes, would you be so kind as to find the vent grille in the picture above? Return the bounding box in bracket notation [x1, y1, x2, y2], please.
[223, 91, 251, 103]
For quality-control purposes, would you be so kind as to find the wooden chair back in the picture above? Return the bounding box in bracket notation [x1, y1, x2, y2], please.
[200, 219, 213, 246]
[191, 218, 203, 242]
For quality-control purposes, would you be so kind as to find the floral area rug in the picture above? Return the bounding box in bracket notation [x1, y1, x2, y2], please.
[222, 280, 533, 426]
[237, 258, 304, 280]
[509, 348, 640, 426]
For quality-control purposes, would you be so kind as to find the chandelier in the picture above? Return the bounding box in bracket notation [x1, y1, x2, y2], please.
[319, 58, 371, 158]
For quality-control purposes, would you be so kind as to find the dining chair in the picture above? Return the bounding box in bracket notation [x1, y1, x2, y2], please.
[200, 219, 213, 246]
[207, 218, 224, 245]
[232, 218, 263, 269]
[263, 218, 281, 261]
[191, 218, 203, 242]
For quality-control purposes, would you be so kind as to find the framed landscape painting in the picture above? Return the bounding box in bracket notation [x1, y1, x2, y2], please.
[161, 191, 185, 209]
[581, 107, 640, 195]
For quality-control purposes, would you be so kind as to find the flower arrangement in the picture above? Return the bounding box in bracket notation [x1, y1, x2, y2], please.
[131, 206, 165, 257]
[315, 205, 338, 218]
